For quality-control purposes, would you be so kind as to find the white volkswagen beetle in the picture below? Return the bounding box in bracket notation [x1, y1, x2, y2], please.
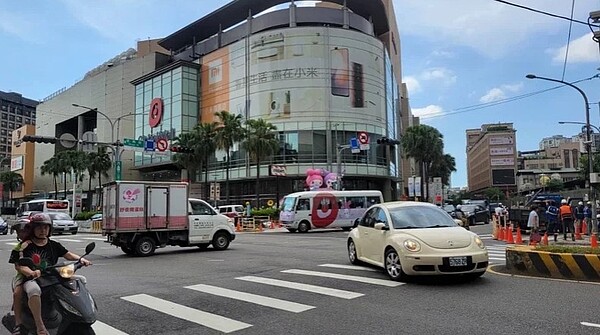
[347, 201, 488, 281]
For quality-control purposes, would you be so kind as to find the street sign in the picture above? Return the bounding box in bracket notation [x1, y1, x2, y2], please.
[156, 138, 169, 152]
[59, 133, 77, 149]
[144, 139, 156, 152]
[358, 131, 370, 150]
[350, 137, 360, 153]
[123, 138, 144, 147]
[81, 131, 97, 152]
[115, 161, 122, 181]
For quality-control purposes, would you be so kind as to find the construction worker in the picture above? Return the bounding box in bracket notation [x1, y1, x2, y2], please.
[545, 200, 559, 242]
[559, 199, 575, 241]
[584, 201, 593, 235]
[575, 201, 585, 237]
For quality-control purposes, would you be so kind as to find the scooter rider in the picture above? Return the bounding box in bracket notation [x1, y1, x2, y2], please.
[454, 205, 469, 230]
[10, 213, 91, 335]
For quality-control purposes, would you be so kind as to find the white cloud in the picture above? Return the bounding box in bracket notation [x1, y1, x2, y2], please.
[430, 50, 455, 59]
[403, 76, 421, 94]
[412, 105, 444, 118]
[393, 0, 598, 58]
[421, 67, 457, 85]
[550, 33, 600, 64]
[479, 83, 524, 103]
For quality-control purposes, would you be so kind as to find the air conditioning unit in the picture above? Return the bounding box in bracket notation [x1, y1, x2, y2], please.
[590, 173, 600, 184]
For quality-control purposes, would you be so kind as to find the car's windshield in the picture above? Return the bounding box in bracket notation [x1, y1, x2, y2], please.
[281, 197, 296, 212]
[460, 205, 479, 212]
[48, 213, 72, 220]
[389, 206, 458, 229]
[443, 204, 455, 212]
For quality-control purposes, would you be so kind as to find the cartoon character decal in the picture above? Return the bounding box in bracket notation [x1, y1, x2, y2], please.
[305, 169, 323, 191]
[311, 192, 339, 227]
[123, 188, 141, 203]
[323, 172, 337, 190]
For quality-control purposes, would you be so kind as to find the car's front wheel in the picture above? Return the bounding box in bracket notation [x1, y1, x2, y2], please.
[212, 232, 230, 250]
[348, 239, 361, 265]
[384, 248, 406, 281]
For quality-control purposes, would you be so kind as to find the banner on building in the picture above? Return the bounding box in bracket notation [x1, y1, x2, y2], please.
[491, 157, 514, 166]
[407, 177, 415, 197]
[490, 147, 514, 156]
[414, 177, 422, 197]
[489, 136, 514, 145]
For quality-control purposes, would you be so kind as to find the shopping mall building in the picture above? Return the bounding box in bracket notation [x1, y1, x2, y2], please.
[26, 0, 416, 206]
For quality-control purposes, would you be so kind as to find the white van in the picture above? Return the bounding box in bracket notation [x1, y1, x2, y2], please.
[279, 190, 384, 233]
[17, 199, 70, 217]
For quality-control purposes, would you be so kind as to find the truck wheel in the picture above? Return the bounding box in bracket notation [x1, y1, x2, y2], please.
[135, 237, 156, 257]
[212, 232, 230, 250]
[298, 221, 310, 233]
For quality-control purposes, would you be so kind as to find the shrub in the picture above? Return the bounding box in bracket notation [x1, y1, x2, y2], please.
[74, 211, 100, 221]
[251, 207, 280, 219]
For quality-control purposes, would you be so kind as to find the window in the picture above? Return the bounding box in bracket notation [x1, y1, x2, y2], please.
[8, 115, 14, 121]
[1, 114, 7, 120]
[376, 209, 388, 225]
[189, 201, 214, 215]
[297, 198, 310, 211]
[366, 196, 381, 206]
[345, 196, 366, 209]
[360, 208, 379, 228]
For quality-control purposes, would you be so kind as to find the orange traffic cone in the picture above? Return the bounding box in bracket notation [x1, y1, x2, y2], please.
[575, 227, 582, 240]
[498, 225, 505, 241]
[582, 220, 588, 236]
[506, 226, 515, 244]
[270, 221, 275, 229]
[235, 220, 242, 232]
[258, 221, 263, 232]
[591, 234, 598, 248]
[515, 227, 523, 244]
[541, 232, 548, 246]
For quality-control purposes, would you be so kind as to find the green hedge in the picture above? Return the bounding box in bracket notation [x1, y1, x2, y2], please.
[251, 207, 280, 219]
[536, 246, 600, 254]
[74, 211, 100, 221]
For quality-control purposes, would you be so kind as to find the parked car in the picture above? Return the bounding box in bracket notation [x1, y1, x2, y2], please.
[47, 212, 78, 235]
[347, 201, 488, 281]
[442, 204, 456, 218]
[460, 204, 491, 225]
[218, 205, 245, 219]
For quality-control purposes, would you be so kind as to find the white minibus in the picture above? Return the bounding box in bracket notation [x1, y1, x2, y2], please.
[17, 199, 70, 217]
[279, 190, 384, 233]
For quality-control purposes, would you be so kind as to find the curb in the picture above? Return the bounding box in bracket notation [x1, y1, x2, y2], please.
[506, 246, 600, 282]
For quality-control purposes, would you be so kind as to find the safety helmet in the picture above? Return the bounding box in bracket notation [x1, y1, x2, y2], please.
[578, 201, 584, 206]
[588, 201, 592, 205]
[27, 213, 53, 235]
[456, 205, 462, 210]
[561, 199, 567, 204]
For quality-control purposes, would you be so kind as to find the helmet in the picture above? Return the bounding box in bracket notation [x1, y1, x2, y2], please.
[456, 205, 462, 210]
[578, 201, 584, 206]
[561, 199, 567, 204]
[588, 201, 592, 205]
[27, 213, 53, 235]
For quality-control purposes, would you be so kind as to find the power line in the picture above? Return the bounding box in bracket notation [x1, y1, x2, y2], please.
[493, 0, 600, 28]
[561, 0, 576, 81]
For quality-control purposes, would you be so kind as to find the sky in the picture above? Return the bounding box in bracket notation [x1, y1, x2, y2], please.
[1, 0, 600, 188]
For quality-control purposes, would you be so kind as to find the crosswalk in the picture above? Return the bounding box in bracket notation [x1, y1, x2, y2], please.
[92, 263, 401, 334]
[486, 244, 508, 265]
[0, 234, 106, 247]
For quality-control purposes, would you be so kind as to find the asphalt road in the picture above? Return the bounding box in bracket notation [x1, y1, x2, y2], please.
[0, 224, 599, 335]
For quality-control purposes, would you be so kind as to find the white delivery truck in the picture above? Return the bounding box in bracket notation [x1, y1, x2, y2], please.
[102, 181, 236, 256]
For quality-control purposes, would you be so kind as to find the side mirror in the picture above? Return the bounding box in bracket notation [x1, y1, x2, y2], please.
[353, 218, 360, 228]
[18, 257, 35, 268]
[84, 242, 96, 255]
[374, 222, 389, 231]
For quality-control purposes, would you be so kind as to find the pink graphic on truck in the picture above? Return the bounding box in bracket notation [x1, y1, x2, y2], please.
[122, 188, 141, 203]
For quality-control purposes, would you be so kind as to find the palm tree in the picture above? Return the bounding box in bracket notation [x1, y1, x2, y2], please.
[401, 125, 444, 199]
[41, 156, 62, 199]
[242, 118, 279, 206]
[195, 122, 218, 199]
[173, 131, 202, 181]
[55, 151, 72, 199]
[92, 147, 111, 189]
[0, 171, 24, 204]
[429, 153, 457, 187]
[214, 110, 245, 204]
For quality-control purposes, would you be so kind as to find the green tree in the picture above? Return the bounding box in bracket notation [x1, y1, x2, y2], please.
[214, 110, 245, 204]
[484, 187, 506, 202]
[546, 179, 564, 191]
[0, 171, 24, 203]
[429, 153, 457, 187]
[579, 153, 600, 180]
[172, 131, 203, 181]
[401, 125, 444, 199]
[242, 118, 279, 206]
[195, 122, 218, 198]
[91, 147, 111, 190]
[41, 156, 62, 199]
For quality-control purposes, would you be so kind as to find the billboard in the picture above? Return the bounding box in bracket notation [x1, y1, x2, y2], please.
[10, 156, 23, 171]
[490, 147, 514, 156]
[489, 136, 514, 145]
[492, 169, 516, 186]
[491, 157, 514, 166]
[201, 27, 385, 125]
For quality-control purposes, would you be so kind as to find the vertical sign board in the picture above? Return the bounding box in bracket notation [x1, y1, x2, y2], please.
[350, 137, 360, 153]
[414, 177, 422, 197]
[407, 177, 415, 197]
[433, 177, 443, 205]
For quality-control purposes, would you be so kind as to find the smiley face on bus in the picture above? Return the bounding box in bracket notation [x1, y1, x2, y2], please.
[311, 193, 339, 228]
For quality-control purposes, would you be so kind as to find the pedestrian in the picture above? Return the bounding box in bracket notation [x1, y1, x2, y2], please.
[575, 201, 585, 237]
[559, 199, 575, 241]
[545, 200, 559, 242]
[584, 201, 593, 235]
[527, 204, 539, 245]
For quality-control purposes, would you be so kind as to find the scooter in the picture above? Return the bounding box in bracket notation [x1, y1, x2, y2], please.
[3, 242, 97, 335]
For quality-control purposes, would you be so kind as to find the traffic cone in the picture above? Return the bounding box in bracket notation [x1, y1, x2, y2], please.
[515, 227, 523, 244]
[258, 221, 263, 232]
[582, 220, 588, 236]
[506, 226, 515, 244]
[235, 221, 242, 232]
[498, 225, 504, 241]
[575, 227, 582, 240]
[591, 234, 598, 248]
[541, 232, 548, 246]
[270, 221, 275, 229]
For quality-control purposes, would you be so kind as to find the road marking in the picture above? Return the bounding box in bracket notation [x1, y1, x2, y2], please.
[236, 276, 363, 299]
[489, 257, 505, 261]
[185, 284, 314, 313]
[92, 321, 129, 335]
[55, 238, 81, 242]
[318, 264, 377, 272]
[581, 322, 600, 328]
[281, 269, 403, 287]
[6, 242, 18, 246]
[121, 294, 252, 333]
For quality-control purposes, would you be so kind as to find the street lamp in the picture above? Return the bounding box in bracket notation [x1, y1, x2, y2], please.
[527, 74, 595, 231]
[72, 103, 136, 181]
[558, 121, 600, 133]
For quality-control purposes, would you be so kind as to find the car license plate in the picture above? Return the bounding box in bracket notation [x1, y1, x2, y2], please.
[449, 257, 467, 267]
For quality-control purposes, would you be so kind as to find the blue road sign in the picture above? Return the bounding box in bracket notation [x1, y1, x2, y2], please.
[144, 139, 156, 152]
[350, 137, 360, 153]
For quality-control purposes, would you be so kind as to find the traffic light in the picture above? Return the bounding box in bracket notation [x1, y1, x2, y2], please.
[170, 145, 194, 153]
[376, 137, 400, 146]
[21, 135, 58, 144]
